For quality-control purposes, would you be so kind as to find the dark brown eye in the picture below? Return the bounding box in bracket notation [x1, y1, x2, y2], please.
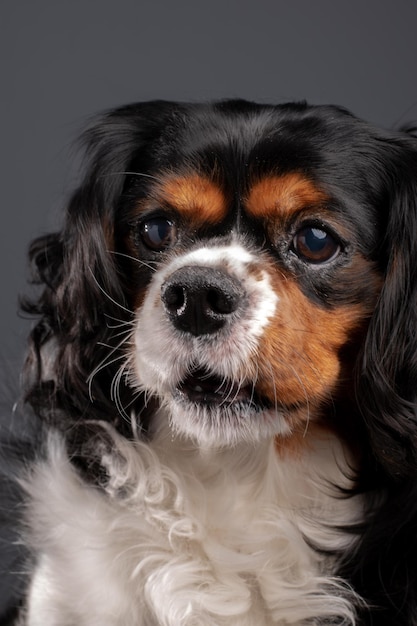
[292, 226, 341, 264]
[139, 217, 177, 251]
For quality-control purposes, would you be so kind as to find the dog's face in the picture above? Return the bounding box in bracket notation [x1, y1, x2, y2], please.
[113, 102, 384, 448]
[25, 100, 417, 471]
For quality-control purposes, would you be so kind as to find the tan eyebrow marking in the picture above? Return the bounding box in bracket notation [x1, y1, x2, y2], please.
[155, 174, 228, 224]
[245, 173, 327, 220]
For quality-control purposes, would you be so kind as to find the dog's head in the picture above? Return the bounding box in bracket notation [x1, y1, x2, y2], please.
[23, 100, 417, 475]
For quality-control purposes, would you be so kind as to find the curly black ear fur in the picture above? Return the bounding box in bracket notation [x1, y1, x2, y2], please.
[357, 131, 417, 478]
[21, 101, 178, 432]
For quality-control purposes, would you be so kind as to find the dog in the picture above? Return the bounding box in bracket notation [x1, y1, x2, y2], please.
[5, 99, 417, 625]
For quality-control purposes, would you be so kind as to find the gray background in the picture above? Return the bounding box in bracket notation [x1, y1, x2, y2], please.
[2, 0, 417, 367]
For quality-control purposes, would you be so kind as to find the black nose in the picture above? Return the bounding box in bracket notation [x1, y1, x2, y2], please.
[161, 266, 245, 336]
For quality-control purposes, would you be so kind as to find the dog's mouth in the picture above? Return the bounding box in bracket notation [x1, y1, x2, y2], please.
[175, 367, 269, 411]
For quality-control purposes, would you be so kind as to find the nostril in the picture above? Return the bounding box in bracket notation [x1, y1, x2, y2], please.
[206, 288, 239, 315]
[163, 284, 185, 313]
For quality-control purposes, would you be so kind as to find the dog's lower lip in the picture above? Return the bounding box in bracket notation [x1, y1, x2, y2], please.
[175, 369, 262, 407]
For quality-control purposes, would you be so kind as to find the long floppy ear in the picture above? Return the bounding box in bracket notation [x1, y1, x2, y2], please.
[22, 101, 176, 430]
[357, 133, 417, 477]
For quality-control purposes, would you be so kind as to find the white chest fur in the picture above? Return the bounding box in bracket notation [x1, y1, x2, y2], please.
[24, 422, 362, 625]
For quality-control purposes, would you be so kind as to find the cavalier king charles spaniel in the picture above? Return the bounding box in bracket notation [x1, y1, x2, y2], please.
[4, 99, 417, 625]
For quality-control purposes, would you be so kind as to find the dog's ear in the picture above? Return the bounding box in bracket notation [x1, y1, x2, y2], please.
[357, 133, 417, 477]
[22, 101, 177, 427]
[57, 101, 180, 328]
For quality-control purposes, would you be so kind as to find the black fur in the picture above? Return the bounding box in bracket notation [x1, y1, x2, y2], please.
[4, 99, 417, 624]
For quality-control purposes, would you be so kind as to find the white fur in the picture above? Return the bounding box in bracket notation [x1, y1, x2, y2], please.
[24, 420, 363, 626]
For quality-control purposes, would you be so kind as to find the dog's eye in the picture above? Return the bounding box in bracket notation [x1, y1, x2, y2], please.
[139, 217, 177, 251]
[292, 226, 341, 264]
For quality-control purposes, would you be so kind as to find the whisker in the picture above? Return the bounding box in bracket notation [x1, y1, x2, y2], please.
[107, 171, 163, 183]
[264, 353, 312, 435]
[111, 363, 129, 419]
[109, 250, 158, 273]
[110, 360, 142, 424]
[96, 327, 132, 346]
[105, 327, 134, 342]
[229, 377, 244, 406]
[105, 323, 133, 334]
[218, 375, 237, 406]
[87, 334, 131, 400]
[88, 268, 133, 315]
[115, 357, 158, 429]
[104, 314, 134, 329]
[87, 353, 126, 399]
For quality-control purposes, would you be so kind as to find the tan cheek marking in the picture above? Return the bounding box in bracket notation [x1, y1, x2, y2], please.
[156, 175, 228, 225]
[245, 173, 327, 220]
[254, 275, 375, 430]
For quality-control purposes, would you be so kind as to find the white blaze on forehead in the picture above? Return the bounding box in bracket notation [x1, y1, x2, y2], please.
[178, 244, 255, 268]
